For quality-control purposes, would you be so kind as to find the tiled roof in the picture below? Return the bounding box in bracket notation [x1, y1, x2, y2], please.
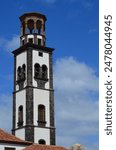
[23, 144, 68, 150]
[0, 128, 31, 145]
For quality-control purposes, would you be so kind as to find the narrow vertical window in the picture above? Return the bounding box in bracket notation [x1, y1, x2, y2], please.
[42, 65, 47, 79]
[27, 19, 34, 34]
[36, 20, 42, 35]
[18, 105, 23, 127]
[34, 63, 40, 78]
[22, 64, 26, 79]
[38, 105, 46, 126]
[17, 66, 22, 81]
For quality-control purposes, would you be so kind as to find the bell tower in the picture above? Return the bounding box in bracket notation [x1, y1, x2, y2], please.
[12, 12, 55, 145]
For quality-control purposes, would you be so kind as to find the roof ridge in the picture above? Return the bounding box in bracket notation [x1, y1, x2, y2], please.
[23, 143, 68, 150]
[32, 144, 67, 148]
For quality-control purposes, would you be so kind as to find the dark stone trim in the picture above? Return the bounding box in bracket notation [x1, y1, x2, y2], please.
[49, 91, 54, 127]
[49, 52, 53, 89]
[25, 87, 34, 142]
[20, 12, 47, 22]
[12, 55, 16, 135]
[26, 88, 33, 125]
[25, 35, 28, 45]
[50, 90, 56, 145]
[12, 93, 16, 135]
[12, 125, 55, 130]
[13, 86, 54, 94]
[37, 120, 46, 127]
[12, 43, 54, 56]
[50, 128, 56, 145]
[25, 126, 34, 143]
[34, 77, 48, 89]
[27, 48, 33, 86]
[13, 56, 16, 91]
[25, 48, 34, 142]
[49, 52, 56, 145]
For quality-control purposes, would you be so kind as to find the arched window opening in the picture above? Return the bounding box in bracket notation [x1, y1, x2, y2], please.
[18, 105, 23, 127]
[34, 63, 40, 78]
[22, 64, 26, 79]
[17, 65, 26, 82]
[27, 19, 34, 34]
[42, 65, 47, 79]
[34, 64, 48, 88]
[38, 105, 46, 126]
[36, 20, 42, 35]
[17, 66, 22, 81]
[38, 139, 46, 145]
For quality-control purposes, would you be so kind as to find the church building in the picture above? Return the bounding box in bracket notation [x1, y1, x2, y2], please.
[0, 12, 84, 150]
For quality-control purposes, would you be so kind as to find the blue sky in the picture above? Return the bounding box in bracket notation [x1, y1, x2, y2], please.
[0, 0, 98, 150]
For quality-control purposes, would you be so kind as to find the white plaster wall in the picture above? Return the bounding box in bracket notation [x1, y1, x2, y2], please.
[32, 50, 49, 89]
[22, 36, 25, 40]
[15, 128, 25, 141]
[16, 90, 26, 128]
[34, 127, 50, 144]
[27, 35, 34, 39]
[37, 35, 42, 39]
[33, 89, 50, 126]
[0, 143, 26, 150]
[21, 35, 42, 41]
[16, 52, 27, 90]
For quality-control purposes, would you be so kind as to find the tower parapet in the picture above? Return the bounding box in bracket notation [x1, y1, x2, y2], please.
[20, 12, 46, 46]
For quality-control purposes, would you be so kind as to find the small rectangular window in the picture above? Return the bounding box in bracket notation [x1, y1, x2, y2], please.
[39, 52, 43, 57]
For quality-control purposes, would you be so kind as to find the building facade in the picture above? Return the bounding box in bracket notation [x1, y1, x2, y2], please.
[12, 12, 55, 145]
[0, 128, 31, 150]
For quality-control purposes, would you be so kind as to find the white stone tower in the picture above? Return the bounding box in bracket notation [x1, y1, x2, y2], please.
[12, 12, 55, 145]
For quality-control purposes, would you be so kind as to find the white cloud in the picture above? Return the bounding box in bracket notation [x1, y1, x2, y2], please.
[0, 35, 19, 52]
[0, 94, 12, 132]
[54, 57, 98, 93]
[54, 57, 98, 150]
[5, 36, 19, 51]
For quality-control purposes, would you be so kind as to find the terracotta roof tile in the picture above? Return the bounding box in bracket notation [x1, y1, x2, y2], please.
[23, 144, 68, 150]
[0, 128, 31, 145]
